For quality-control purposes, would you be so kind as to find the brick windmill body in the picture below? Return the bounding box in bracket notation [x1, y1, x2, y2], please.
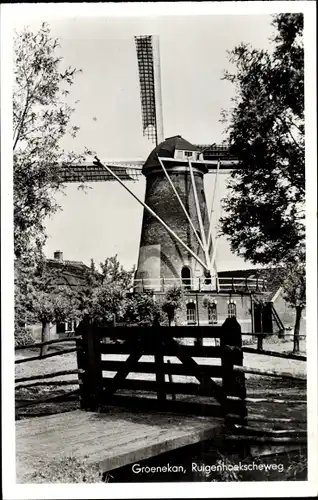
[62, 35, 269, 330]
[135, 136, 211, 292]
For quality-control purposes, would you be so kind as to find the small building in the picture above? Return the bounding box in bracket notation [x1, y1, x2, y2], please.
[217, 269, 305, 336]
[135, 268, 303, 336]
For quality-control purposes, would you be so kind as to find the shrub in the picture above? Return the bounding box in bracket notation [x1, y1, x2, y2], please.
[14, 325, 34, 347]
[162, 285, 184, 326]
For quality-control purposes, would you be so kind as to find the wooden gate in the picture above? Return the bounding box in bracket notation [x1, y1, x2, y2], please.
[76, 317, 247, 427]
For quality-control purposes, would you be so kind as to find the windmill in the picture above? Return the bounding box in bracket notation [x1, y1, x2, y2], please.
[60, 35, 240, 293]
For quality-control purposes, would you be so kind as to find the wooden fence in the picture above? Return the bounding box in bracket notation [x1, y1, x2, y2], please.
[15, 321, 307, 449]
[76, 317, 247, 426]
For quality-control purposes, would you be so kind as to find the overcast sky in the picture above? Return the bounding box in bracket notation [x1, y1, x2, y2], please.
[12, 9, 277, 271]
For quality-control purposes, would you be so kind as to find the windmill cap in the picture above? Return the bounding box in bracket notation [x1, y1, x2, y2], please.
[143, 135, 202, 174]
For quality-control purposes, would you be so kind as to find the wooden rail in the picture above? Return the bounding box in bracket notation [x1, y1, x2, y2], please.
[16, 389, 79, 408]
[15, 347, 78, 364]
[16, 368, 83, 383]
[98, 325, 222, 338]
[101, 360, 223, 377]
[234, 365, 306, 381]
[16, 379, 79, 390]
[241, 331, 306, 338]
[242, 346, 306, 362]
[100, 343, 222, 357]
[15, 336, 79, 350]
[15, 367, 83, 392]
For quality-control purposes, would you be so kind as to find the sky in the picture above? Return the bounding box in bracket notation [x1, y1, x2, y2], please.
[12, 11, 276, 271]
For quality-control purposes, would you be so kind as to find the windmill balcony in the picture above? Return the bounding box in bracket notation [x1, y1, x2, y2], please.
[133, 277, 267, 293]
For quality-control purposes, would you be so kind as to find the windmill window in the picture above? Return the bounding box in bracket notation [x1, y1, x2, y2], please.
[175, 150, 184, 159]
[208, 303, 218, 324]
[228, 301, 237, 318]
[181, 266, 191, 290]
[187, 303, 196, 324]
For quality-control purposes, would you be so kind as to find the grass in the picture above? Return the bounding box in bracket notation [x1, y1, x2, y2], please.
[26, 455, 104, 483]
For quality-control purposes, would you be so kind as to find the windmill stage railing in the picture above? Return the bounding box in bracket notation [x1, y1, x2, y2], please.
[133, 276, 267, 293]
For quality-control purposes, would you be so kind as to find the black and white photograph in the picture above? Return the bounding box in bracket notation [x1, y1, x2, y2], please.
[1, 1, 317, 498]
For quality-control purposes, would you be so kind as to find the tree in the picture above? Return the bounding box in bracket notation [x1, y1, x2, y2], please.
[25, 259, 81, 355]
[78, 256, 135, 326]
[268, 261, 306, 354]
[282, 263, 306, 353]
[124, 291, 162, 327]
[13, 22, 90, 259]
[14, 257, 37, 346]
[161, 285, 184, 327]
[257, 255, 305, 353]
[220, 14, 304, 266]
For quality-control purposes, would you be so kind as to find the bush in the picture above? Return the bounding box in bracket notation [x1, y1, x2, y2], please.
[29, 455, 103, 483]
[162, 285, 184, 326]
[14, 325, 34, 347]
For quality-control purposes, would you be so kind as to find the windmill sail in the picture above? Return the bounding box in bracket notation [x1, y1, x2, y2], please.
[135, 35, 164, 145]
[59, 36, 239, 185]
[59, 161, 143, 183]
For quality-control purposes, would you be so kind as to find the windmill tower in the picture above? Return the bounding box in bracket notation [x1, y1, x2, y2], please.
[61, 35, 241, 293]
[131, 36, 236, 292]
[135, 135, 211, 292]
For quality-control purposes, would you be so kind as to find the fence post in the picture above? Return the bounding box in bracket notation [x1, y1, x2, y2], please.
[221, 317, 247, 428]
[75, 322, 86, 410]
[257, 301, 264, 351]
[79, 316, 103, 411]
[154, 329, 166, 402]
